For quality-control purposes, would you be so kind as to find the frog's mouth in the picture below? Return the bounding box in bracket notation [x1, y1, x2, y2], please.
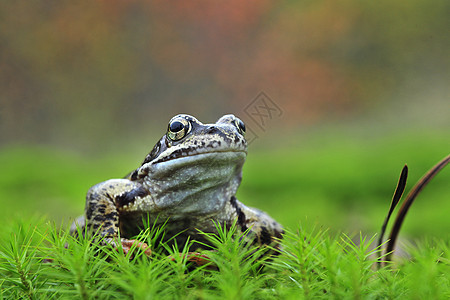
[152, 146, 247, 164]
[149, 150, 246, 175]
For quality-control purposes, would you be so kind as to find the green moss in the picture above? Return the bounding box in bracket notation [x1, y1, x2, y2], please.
[0, 219, 448, 299]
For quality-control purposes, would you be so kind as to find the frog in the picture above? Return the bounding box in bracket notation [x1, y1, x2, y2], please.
[72, 114, 283, 258]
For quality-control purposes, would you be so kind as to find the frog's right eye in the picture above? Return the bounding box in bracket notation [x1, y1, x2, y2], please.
[167, 117, 191, 141]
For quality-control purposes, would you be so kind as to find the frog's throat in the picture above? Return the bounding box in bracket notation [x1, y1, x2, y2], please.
[143, 151, 245, 215]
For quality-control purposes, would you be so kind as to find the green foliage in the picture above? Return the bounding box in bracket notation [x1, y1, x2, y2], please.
[195, 222, 271, 299]
[0, 219, 449, 299]
[0, 219, 47, 299]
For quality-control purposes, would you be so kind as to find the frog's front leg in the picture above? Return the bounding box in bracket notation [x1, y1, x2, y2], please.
[230, 197, 284, 249]
[85, 179, 152, 256]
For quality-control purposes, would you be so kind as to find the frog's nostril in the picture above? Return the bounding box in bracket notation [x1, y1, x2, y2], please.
[206, 126, 217, 134]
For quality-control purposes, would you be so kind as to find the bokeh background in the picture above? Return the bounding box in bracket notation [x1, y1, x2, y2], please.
[1, 1, 449, 239]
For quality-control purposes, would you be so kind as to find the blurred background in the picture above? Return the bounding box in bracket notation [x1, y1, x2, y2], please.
[1, 1, 449, 239]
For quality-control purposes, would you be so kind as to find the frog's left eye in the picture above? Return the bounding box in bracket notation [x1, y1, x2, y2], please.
[234, 118, 246, 135]
[167, 117, 191, 141]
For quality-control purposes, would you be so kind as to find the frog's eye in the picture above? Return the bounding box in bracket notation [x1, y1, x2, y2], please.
[234, 118, 246, 135]
[167, 117, 191, 141]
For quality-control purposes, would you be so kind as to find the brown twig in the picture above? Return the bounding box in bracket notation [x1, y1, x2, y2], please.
[377, 165, 408, 267]
[384, 154, 450, 263]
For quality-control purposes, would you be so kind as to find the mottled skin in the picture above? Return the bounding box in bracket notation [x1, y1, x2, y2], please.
[74, 114, 283, 256]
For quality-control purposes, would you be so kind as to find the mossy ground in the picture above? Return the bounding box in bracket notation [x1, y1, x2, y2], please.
[0, 218, 448, 299]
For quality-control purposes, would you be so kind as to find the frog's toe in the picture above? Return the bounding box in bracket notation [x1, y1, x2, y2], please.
[120, 239, 152, 257]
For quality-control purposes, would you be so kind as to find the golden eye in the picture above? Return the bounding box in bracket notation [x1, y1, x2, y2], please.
[234, 118, 246, 135]
[167, 117, 191, 141]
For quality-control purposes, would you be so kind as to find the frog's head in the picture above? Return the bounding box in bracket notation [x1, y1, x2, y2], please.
[131, 114, 248, 215]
